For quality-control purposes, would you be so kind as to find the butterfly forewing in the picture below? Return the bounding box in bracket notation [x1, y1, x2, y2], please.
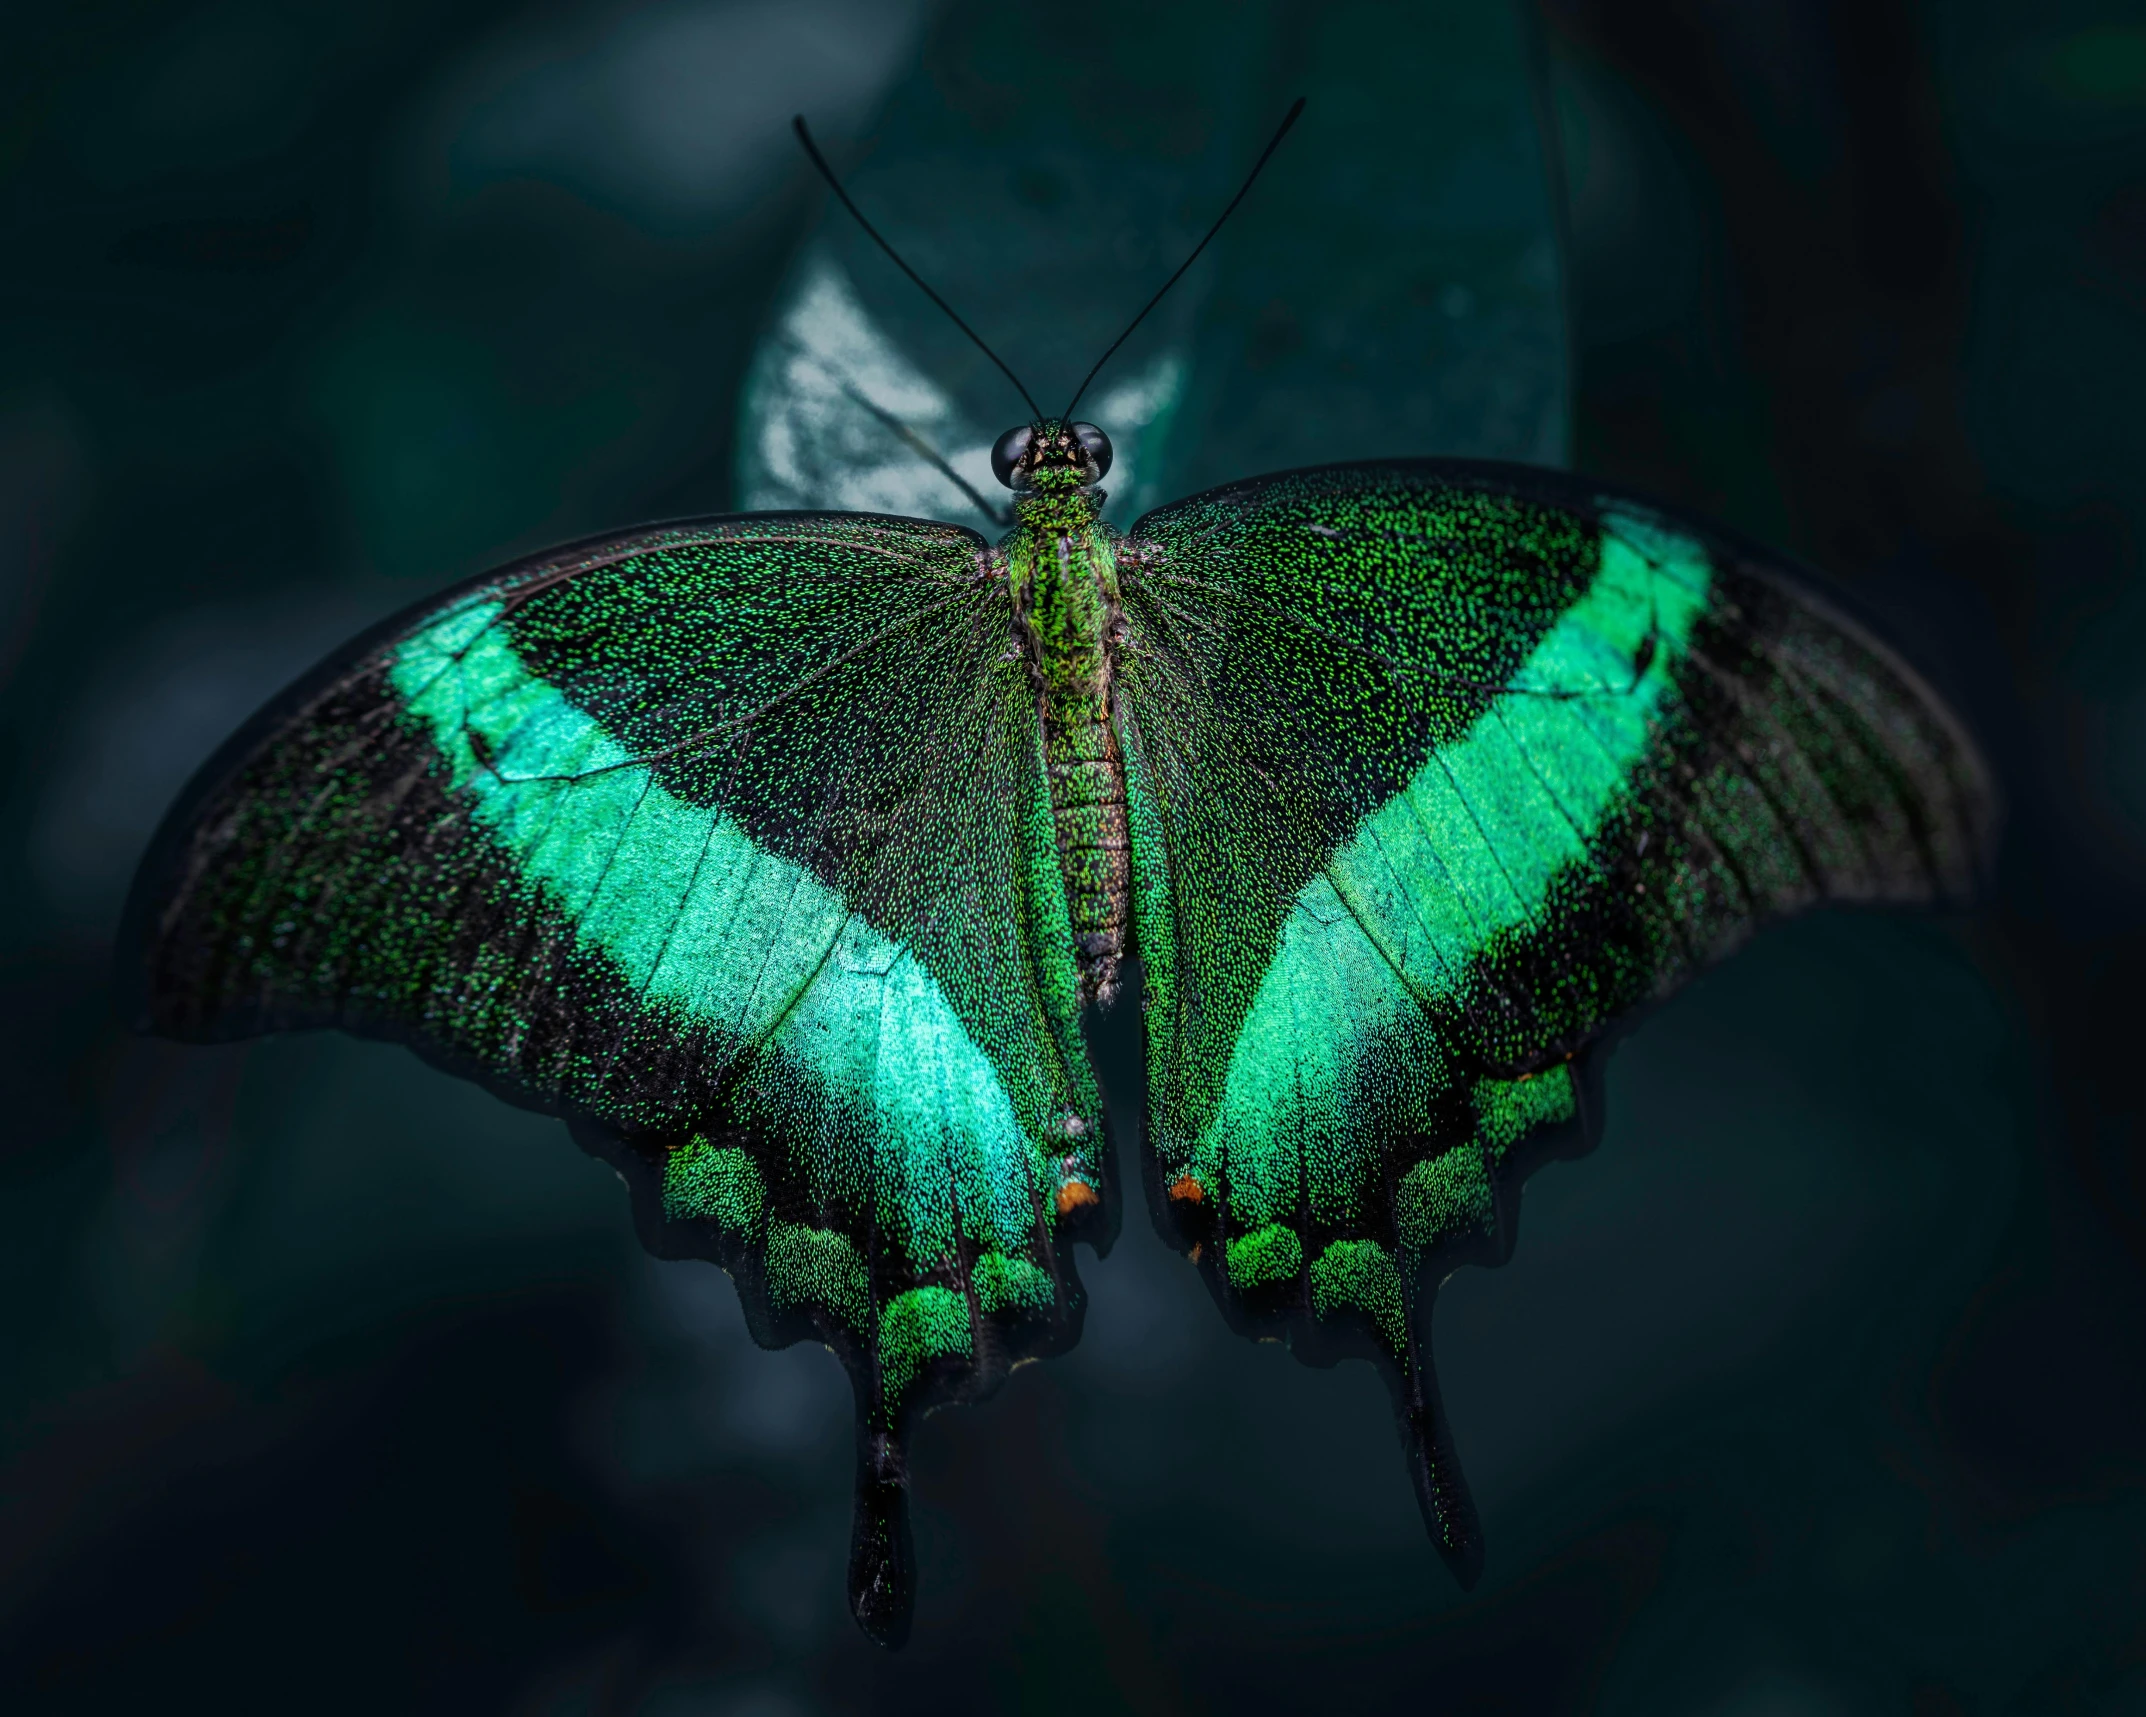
[1111, 460, 1992, 1573]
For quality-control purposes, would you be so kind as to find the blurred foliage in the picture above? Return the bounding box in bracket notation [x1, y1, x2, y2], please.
[740, 0, 1561, 532]
[0, 0, 2142, 1713]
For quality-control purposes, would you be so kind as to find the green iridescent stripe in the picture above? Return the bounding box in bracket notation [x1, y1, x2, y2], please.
[385, 599, 1051, 1265]
[1191, 513, 1713, 1215]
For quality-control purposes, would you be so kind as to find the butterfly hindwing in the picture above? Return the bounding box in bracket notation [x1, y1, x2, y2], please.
[1112, 460, 1991, 1573]
[123, 512, 1108, 1643]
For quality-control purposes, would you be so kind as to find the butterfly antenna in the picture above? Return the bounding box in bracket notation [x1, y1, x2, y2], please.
[794, 115, 1043, 423]
[1060, 96, 1306, 423]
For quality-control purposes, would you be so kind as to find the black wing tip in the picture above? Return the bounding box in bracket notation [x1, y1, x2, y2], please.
[1400, 1384, 1487, 1594]
[1418, 1457, 1488, 1593]
[1439, 1527, 1488, 1593]
[848, 1433, 916, 1648]
[1711, 540, 2004, 907]
[852, 1585, 914, 1651]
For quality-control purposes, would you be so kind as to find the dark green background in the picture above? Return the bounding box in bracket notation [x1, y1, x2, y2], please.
[3, 2, 2142, 1711]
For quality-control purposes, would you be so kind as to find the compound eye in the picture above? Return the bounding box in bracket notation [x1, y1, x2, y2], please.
[990, 424, 1035, 488]
[1070, 421, 1113, 478]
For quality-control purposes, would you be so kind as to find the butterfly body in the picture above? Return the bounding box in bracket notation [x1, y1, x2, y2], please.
[1001, 419, 1133, 1008]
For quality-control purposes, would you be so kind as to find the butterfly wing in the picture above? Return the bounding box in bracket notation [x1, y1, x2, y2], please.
[1111, 459, 1992, 1579]
[122, 512, 1104, 1643]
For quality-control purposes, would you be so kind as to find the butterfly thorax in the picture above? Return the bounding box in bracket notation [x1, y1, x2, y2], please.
[1003, 474, 1129, 1008]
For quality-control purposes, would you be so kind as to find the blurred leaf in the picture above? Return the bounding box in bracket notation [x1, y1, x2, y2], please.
[739, 0, 1566, 532]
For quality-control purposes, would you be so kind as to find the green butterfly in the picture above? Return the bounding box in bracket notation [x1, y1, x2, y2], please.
[121, 108, 1992, 1646]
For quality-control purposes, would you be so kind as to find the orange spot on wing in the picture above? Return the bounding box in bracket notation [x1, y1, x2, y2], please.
[1168, 1173, 1205, 1204]
[1054, 1180, 1100, 1216]
[1188, 1243, 1203, 1264]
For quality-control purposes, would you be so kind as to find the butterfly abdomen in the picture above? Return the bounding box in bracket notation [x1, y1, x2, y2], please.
[1043, 706, 1129, 1007]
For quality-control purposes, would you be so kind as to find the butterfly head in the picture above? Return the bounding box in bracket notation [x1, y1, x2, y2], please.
[991, 419, 1112, 493]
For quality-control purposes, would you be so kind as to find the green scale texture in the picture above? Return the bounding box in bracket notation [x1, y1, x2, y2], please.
[125, 459, 1991, 1644]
